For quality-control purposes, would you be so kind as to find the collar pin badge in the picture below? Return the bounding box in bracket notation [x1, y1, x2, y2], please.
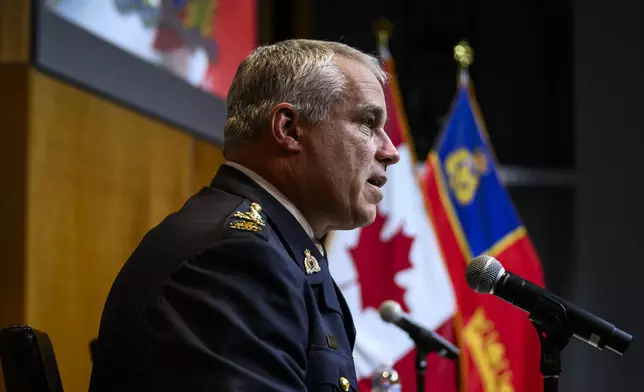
[304, 249, 321, 275]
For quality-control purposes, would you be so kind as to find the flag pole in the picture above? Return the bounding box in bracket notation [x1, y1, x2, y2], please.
[373, 19, 433, 392]
[373, 18, 393, 58]
[452, 40, 499, 159]
[450, 41, 475, 392]
[453, 40, 474, 88]
[374, 20, 430, 392]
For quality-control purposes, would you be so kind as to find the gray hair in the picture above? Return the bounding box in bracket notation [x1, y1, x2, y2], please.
[223, 39, 387, 152]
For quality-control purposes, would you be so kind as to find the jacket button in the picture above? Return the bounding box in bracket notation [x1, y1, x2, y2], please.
[339, 376, 350, 391]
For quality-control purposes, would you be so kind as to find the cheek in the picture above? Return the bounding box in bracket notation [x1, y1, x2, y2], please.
[319, 127, 374, 191]
[343, 146, 367, 177]
[350, 145, 376, 193]
[354, 141, 376, 171]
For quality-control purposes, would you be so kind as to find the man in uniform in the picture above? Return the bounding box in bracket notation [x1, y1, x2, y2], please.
[89, 39, 400, 391]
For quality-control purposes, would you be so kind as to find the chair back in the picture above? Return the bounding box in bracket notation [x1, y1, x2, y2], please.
[0, 325, 64, 392]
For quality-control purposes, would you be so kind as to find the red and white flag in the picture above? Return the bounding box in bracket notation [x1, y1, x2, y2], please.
[326, 37, 459, 392]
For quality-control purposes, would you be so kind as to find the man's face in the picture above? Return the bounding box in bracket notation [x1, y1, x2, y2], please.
[301, 57, 400, 232]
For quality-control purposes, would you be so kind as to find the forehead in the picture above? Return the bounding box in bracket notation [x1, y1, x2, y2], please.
[335, 56, 386, 109]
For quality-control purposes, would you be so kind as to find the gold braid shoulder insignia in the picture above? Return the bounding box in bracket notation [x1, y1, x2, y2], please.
[230, 202, 265, 232]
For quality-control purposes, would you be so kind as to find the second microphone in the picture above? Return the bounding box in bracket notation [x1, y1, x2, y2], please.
[379, 300, 459, 359]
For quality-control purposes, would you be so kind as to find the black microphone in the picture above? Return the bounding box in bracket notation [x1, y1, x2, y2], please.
[378, 300, 459, 359]
[466, 255, 633, 355]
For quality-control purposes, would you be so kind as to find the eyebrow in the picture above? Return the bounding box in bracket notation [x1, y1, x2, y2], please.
[354, 103, 387, 125]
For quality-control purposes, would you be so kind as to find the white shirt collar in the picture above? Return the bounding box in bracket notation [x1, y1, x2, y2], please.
[224, 161, 316, 241]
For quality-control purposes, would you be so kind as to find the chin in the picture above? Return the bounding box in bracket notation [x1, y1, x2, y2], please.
[353, 204, 377, 228]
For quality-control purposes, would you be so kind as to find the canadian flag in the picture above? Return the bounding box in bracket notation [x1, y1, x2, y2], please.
[326, 40, 459, 391]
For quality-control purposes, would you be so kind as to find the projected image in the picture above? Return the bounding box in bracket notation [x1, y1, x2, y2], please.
[45, 0, 256, 99]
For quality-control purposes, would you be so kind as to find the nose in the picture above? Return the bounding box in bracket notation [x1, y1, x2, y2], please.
[376, 132, 401, 167]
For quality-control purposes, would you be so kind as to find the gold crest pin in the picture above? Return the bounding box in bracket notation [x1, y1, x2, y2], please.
[230, 202, 265, 232]
[304, 249, 321, 275]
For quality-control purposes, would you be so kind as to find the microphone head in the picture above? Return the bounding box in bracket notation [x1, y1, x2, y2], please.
[379, 300, 403, 323]
[466, 255, 505, 294]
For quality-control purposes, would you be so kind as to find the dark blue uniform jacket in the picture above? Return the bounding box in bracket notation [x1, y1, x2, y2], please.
[88, 164, 359, 391]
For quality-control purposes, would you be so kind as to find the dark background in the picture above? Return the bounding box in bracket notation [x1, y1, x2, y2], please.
[271, 0, 573, 169]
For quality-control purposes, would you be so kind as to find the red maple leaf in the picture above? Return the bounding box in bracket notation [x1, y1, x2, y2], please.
[349, 211, 414, 313]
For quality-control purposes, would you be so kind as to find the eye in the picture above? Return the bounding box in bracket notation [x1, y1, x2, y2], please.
[360, 116, 375, 128]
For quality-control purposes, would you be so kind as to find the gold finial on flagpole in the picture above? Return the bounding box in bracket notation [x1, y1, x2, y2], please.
[453, 40, 474, 68]
[373, 18, 393, 47]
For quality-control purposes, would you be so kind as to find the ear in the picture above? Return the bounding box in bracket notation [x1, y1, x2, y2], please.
[269, 103, 304, 153]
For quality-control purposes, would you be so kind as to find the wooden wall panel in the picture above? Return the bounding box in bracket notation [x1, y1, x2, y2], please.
[193, 136, 226, 189]
[0, 2, 224, 391]
[0, 0, 31, 62]
[22, 71, 224, 392]
[0, 65, 28, 330]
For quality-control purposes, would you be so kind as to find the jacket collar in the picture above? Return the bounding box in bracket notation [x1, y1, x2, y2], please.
[211, 165, 356, 345]
[210, 164, 327, 276]
[223, 161, 317, 240]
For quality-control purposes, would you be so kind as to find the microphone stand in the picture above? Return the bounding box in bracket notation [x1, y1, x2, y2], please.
[529, 302, 573, 392]
[412, 341, 458, 392]
[415, 348, 428, 392]
[392, 315, 459, 392]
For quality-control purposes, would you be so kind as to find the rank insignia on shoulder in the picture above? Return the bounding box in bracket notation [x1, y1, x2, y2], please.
[233, 202, 265, 226]
[230, 202, 265, 232]
[230, 220, 262, 232]
[304, 249, 321, 274]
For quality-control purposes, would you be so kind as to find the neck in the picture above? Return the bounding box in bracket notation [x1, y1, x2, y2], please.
[227, 157, 329, 239]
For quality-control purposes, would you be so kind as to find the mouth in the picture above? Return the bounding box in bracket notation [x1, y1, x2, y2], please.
[367, 174, 387, 188]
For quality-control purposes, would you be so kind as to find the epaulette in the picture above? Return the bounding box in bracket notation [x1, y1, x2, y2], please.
[225, 200, 269, 240]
